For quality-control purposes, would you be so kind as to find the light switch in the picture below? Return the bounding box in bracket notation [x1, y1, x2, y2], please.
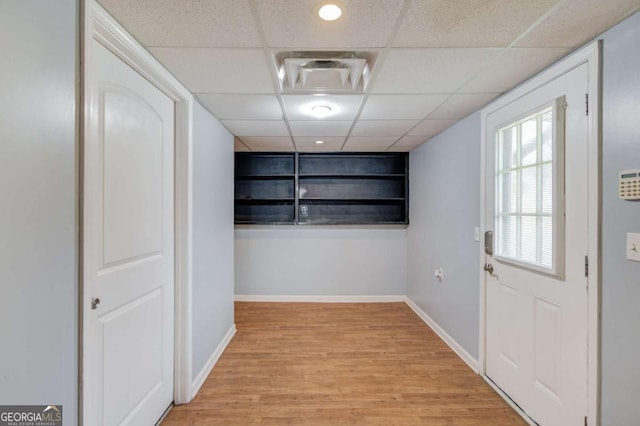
[627, 233, 640, 262]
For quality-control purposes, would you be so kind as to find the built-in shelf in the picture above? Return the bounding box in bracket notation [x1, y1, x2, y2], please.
[236, 174, 296, 180]
[234, 152, 408, 225]
[299, 198, 405, 202]
[298, 174, 405, 178]
[235, 198, 296, 202]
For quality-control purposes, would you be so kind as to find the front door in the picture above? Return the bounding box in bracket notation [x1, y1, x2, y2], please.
[484, 63, 589, 425]
[84, 40, 175, 425]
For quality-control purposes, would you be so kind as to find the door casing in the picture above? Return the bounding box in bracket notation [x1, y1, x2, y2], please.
[479, 42, 601, 426]
[81, 1, 195, 423]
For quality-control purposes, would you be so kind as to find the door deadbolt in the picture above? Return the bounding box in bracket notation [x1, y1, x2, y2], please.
[91, 297, 101, 310]
[484, 230, 493, 256]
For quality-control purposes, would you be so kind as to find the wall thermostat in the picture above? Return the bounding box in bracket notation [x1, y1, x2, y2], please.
[619, 169, 640, 200]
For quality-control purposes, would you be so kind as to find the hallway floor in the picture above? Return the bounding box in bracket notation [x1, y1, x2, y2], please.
[162, 302, 525, 425]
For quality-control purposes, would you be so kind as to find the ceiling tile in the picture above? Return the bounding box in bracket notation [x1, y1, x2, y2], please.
[221, 120, 289, 136]
[294, 136, 345, 148]
[371, 48, 501, 93]
[359, 95, 448, 120]
[149, 48, 274, 93]
[387, 136, 431, 152]
[197, 94, 283, 120]
[234, 137, 252, 151]
[385, 145, 412, 152]
[460, 48, 569, 93]
[282, 95, 364, 121]
[408, 119, 457, 136]
[392, 135, 430, 148]
[297, 145, 345, 152]
[347, 146, 396, 152]
[517, 0, 640, 48]
[238, 136, 295, 151]
[427, 93, 499, 120]
[388, 135, 435, 151]
[97, 0, 262, 47]
[351, 120, 419, 137]
[392, 0, 558, 48]
[255, 0, 405, 48]
[288, 121, 353, 137]
[343, 136, 399, 150]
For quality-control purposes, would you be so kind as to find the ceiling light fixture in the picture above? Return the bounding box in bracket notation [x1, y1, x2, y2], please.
[315, 140, 325, 144]
[318, 4, 342, 21]
[311, 105, 332, 118]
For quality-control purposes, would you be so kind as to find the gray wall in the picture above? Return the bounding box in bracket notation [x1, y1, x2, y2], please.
[600, 11, 640, 426]
[406, 113, 482, 359]
[0, 1, 78, 424]
[235, 228, 407, 296]
[191, 101, 236, 378]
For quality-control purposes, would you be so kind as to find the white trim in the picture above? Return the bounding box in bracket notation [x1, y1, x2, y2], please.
[190, 325, 237, 398]
[234, 294, 406, 303]
[479, 91, 488, 378]
[586, 41, 603, 426]
[82, 2, 194, 423]
[404, 298, 479, 373]
[479, 41, 601, 425]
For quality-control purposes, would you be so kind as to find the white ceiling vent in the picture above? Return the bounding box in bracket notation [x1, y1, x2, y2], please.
[274, 51, 378, 93]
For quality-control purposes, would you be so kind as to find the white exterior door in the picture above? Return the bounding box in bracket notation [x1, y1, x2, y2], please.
[484, 63, 589, 425]
[84, 40, 175, 425]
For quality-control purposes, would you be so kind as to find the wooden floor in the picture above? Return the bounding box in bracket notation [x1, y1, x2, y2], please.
[163, 302, 525, 425]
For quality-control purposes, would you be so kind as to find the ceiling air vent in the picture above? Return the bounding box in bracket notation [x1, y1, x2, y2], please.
[273, 51, 378, 93]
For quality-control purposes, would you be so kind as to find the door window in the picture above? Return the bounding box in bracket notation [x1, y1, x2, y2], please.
[494, 98, 565, 276]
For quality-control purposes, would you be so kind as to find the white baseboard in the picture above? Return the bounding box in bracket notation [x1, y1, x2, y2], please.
[190, 324, 236, 399]
[234, 294, 406, 303]
[404, 297, 479, 373]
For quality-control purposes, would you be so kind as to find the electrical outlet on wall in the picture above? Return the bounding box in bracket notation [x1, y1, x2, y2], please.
[434, 268, 444, 282]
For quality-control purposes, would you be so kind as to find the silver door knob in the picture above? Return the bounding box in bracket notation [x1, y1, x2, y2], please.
[483, 263, 494, 274]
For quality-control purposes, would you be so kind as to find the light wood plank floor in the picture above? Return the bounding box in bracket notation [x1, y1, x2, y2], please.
[163, 302, 525, 425]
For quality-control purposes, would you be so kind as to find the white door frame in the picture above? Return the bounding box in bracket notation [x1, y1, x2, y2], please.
[81, 1, 194, 423]
[479, 42, 601, 425]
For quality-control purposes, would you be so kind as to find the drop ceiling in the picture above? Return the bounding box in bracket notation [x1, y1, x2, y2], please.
[98, 0, 640, 152]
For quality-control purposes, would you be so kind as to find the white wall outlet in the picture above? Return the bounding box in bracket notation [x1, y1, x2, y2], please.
[434, 267, 444, 282]
[627, 233, 640, 262]
[474, 227, 480, 241]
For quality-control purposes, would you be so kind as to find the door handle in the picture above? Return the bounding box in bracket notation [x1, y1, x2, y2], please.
[483, 263, 494, 274]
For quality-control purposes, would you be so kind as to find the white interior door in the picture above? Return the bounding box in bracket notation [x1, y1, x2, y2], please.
[84, 40, 175, 425]
[484, 63, 589, 426]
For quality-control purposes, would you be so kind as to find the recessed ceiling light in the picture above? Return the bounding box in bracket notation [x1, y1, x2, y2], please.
[315, 140, 325, 144]
[318, 4, 342, 21]
[311, 105, 332, 118]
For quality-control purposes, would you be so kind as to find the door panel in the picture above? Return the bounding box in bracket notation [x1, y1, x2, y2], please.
[103, 90, 164, 265]
[497, 283, 519, 369]
[485, 64, 588, 426]
[85, 40, 175, 426]
[102, 290, 164, 425]
[533, 296, 561, 400]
